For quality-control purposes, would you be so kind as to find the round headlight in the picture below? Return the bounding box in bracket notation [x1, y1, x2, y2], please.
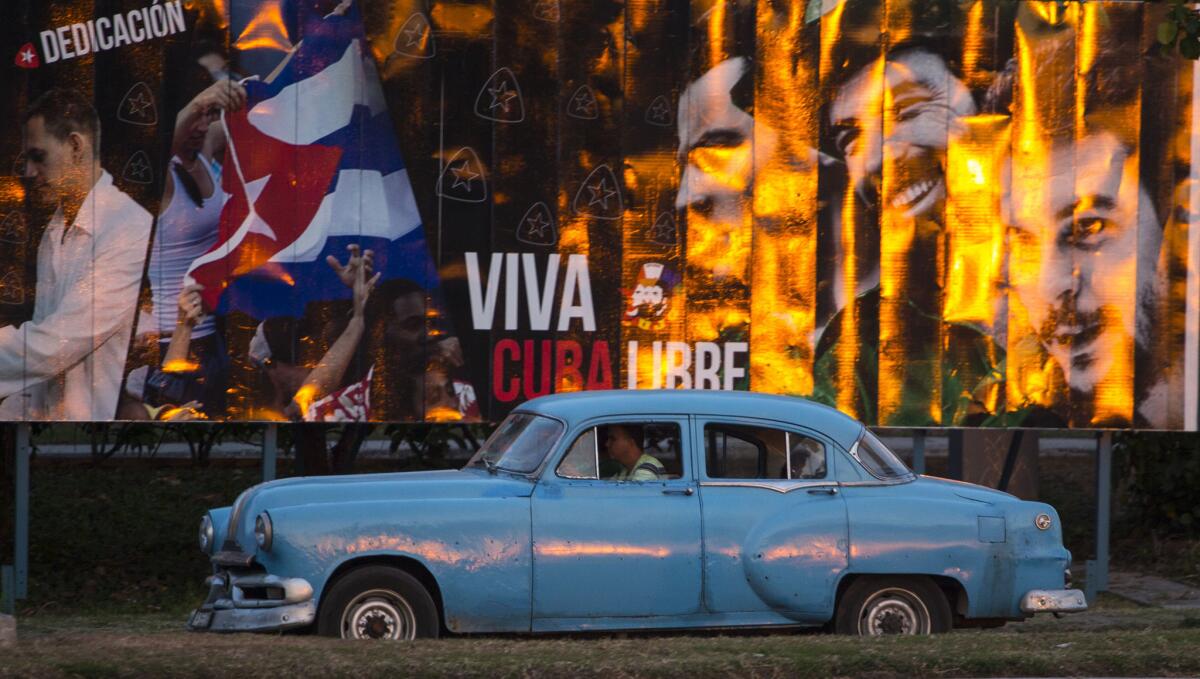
[1035, 513, 1053, 531]
[199, 514, 214, 553]
[254, 512, 273, 551]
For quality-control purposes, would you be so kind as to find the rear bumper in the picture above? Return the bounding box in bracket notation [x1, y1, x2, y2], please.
[187, 571, 316, 633]
[1020, 588, 1088, 614]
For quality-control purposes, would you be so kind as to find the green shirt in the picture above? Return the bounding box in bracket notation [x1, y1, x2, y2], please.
[610, 453, 666, 482]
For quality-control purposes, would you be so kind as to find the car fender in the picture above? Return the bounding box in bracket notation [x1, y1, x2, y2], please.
[740, 494, 850, 619]
[256, 497, 533, 633]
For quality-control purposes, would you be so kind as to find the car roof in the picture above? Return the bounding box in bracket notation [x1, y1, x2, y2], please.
[518, 390, 864, 450]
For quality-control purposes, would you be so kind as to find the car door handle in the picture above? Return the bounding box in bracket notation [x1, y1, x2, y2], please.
[807, 487, 838, 495]
[663, 487, 695, 496]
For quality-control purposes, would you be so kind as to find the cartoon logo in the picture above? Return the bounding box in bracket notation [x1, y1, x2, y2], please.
[623, 262, 677, 330]
[436, 147, 488, 203]
[645, 94, 673, 127]
[567, 85, 598, 120]
[515, 202, 557, 246]
[572, 164, 623, 220]
[121, 150, 154, 184]
[117, 82, 157, 126]
[0, 270, 25, 305]
[394, 12, 435, 59]
[475, 68, 525, 123]
[0, 212, 27, 245]
[533, 0, 560, 22]
[649, 212, 676, 245]
[14, 43, 39, 69]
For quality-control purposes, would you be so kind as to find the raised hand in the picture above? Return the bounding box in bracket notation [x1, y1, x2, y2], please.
[190, 78, 247, 116]
[177, 284, 206, 328]
[352, 250, 382, 319]
[326, 244, 375, 289]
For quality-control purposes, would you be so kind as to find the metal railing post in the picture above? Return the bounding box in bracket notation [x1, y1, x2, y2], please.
[1, 565, 13, 614]
[912, 429, 926, 475]
[263, 424, 277, 482]
[948, 429, 963, 479]
[1086, 431, 1112, 603]
[14, 423, 29, 600]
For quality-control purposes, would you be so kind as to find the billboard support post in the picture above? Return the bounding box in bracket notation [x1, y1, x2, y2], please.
[1, 565, 12, 614]
[1086, 431, 1113, 603]
[14, 423, 29, 600]
[912, 430, 926, 475]
[263, 425, 277, 482]
[948, 430, 963, 479]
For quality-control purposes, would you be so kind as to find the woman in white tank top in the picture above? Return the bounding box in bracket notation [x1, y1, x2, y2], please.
[140, 68, 246, 418]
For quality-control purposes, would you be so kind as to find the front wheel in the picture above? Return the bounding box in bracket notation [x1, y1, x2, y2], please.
[834, 576, 952, 636]
[317, 566, 440, 640]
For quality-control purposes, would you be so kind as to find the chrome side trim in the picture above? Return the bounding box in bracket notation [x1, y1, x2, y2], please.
[699, 480, 838, 494]
[839, 478, 912, 487]
[223, 484, 263, 551]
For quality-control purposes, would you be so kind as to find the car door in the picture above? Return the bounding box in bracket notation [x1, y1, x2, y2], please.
[696, 416, 849, 621]
[530, 416, 703, 625]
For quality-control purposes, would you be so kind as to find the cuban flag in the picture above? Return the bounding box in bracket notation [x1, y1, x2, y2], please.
[186, 4, 434, 318]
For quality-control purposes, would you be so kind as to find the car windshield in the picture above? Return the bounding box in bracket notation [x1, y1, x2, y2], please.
[853, 430, 914, 481]
[468, 412, 563, 474]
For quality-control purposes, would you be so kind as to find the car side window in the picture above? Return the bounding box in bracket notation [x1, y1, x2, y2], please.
[556, 422, 683, 481]
[705, 423, 826, 480]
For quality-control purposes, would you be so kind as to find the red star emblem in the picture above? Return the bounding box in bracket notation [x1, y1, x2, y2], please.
[14, 43, 39, 69]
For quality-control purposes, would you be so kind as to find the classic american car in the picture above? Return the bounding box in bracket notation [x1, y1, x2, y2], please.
[188, 390, 1085, 638]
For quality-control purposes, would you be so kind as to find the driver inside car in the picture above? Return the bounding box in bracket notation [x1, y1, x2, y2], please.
[603, 424, 666, 482]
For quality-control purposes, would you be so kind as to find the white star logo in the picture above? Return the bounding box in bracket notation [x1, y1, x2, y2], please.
[587, 178, 616, 210]
[648, 99, 669, 121]
[403, 21, 426, 47]
[128, 155, 150, 178]
[127, 92, 153, 118]
[18, 47, 35, 64]
[488, 80, 517, 113]
[451, 161, 479, 191]
[572, 90, 595, 115]
[524, 212, 551, 238]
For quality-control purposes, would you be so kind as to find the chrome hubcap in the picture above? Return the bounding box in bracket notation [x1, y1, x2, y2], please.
[859, 587, 931, 636]
[341, 589, 417, 640]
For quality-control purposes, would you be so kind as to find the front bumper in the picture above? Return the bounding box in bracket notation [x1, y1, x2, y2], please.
[187, 571, 316, 633]
[1020, 588, 1088, 614]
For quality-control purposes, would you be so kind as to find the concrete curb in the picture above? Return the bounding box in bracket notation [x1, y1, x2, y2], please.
[1107, 571, 1200, 609]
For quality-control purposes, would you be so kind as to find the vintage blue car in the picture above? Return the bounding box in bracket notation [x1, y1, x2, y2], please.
[188, 390, 1085, 638]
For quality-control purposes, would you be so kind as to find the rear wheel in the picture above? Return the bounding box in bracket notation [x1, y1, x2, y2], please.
[317, 566, 440, 640]
[834, 576, 952, 636]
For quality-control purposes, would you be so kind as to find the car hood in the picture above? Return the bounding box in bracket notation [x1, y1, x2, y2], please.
[221, 468, 534, 550]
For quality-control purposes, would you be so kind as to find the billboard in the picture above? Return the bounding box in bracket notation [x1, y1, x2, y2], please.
[1, 0, 1198, 429]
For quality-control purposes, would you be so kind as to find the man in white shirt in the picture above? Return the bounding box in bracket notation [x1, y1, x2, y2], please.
[0, 89, 152, 420]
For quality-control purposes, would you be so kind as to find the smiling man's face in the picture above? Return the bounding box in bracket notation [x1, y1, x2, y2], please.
[1006, 131, 1160, 393]
[829, 49, 975, 219]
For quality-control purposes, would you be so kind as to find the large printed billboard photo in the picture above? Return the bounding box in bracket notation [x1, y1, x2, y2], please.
[1, 0, 1197, 428]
